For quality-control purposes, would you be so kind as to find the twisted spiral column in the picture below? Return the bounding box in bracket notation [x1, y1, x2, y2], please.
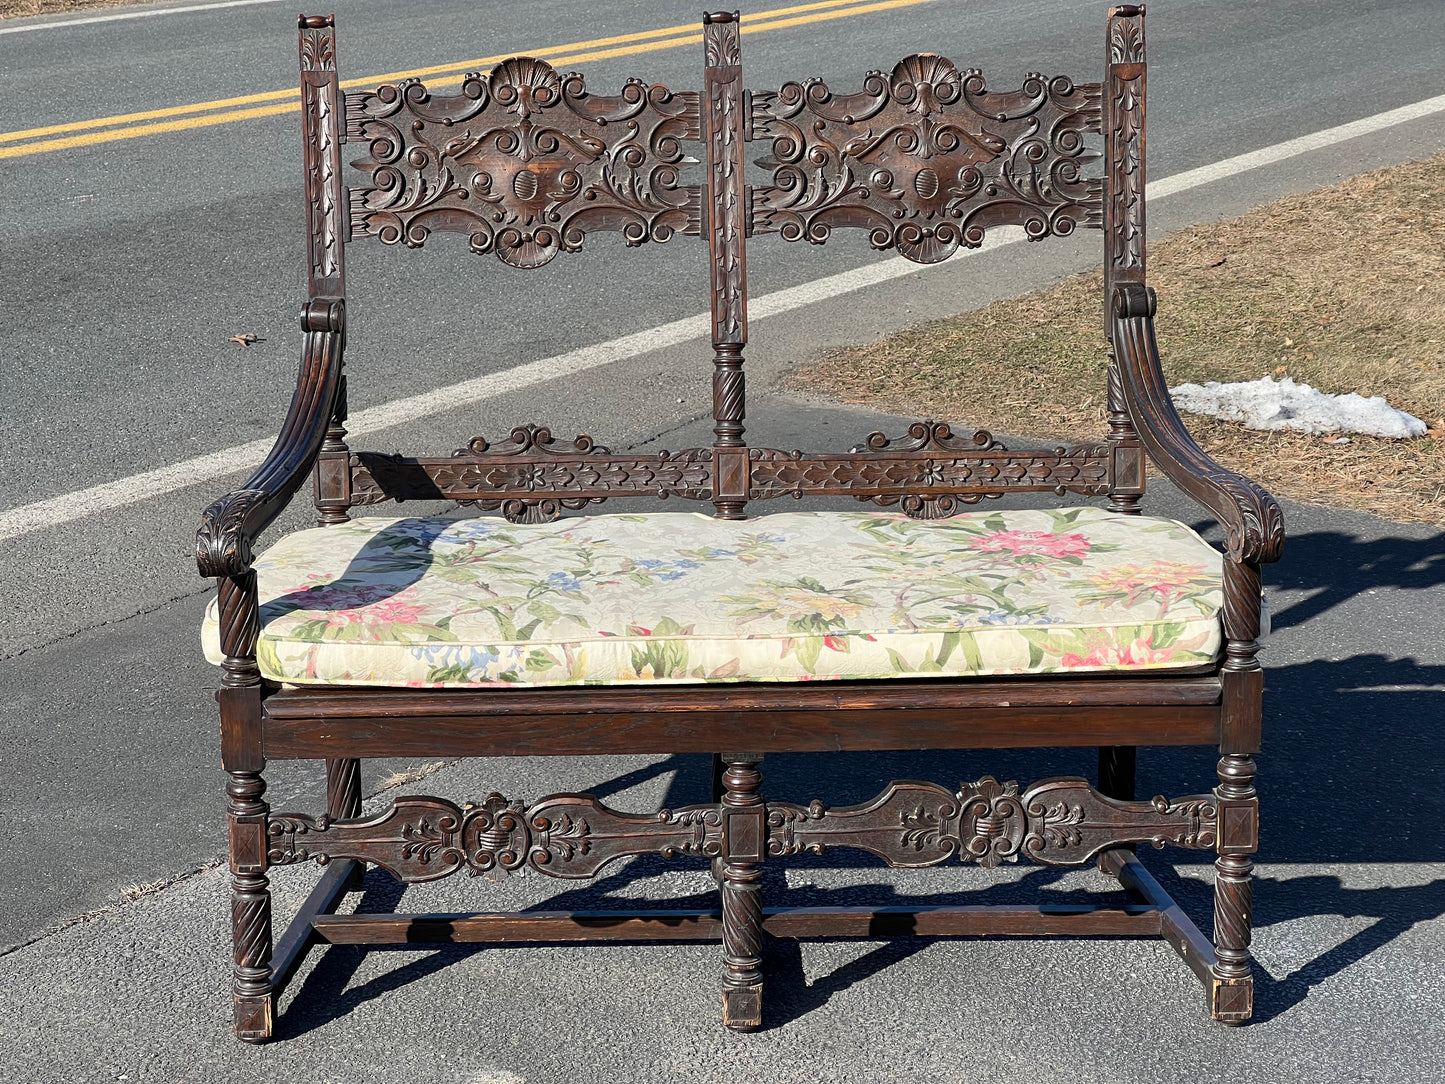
[718, 754, 764, 1030]
[228, 768, 273, 1041]
[1212, 752, 1257, 1023]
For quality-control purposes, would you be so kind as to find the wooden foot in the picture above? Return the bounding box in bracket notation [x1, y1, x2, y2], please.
[1211, 977, 1254, 1025]
[718, 753, 764, 1031]
[1211, 753, 1257, 1025]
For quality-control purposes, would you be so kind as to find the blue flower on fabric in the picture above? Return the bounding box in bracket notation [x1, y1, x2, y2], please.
[546, 571, 583, 592]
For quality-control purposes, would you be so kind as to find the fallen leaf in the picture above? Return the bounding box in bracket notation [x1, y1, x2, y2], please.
[1323, 435, 1352, 445]
[229, 333, 263, 346]
[1283, 337, 1294, 347]
[1208, 257, 1226, 268]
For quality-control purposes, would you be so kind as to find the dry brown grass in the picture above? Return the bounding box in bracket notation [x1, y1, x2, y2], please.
[795, 153, 1445, 526]
[0, 0, 134, 18]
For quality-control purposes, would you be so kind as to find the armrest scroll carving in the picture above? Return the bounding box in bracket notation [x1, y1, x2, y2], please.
[1111, 285, 1284, 565]
[196, 301, 346, 578]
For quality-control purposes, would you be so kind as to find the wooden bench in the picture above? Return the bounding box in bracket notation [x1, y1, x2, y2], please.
[197, 7, 1284, 1041]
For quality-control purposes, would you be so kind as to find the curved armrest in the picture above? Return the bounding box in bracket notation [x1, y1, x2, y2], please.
[1111, 285, 1285, 565]
[196, 298, 346, 578]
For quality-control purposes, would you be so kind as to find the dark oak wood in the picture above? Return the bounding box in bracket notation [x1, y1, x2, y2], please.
[262, 704, 1223, 759]
[196, 7, 1281, 1041]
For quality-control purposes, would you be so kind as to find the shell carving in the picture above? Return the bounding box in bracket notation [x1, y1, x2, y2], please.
[890, 54, 962, 117]
[490, 56, 561, 119]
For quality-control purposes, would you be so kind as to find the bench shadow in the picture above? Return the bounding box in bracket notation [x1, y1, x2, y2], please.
[1261, 528, 1445, 631]
[258, 518, 451, 625]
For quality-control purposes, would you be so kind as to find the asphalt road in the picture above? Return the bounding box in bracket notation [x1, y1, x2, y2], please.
[2, 0, 1445, 1080]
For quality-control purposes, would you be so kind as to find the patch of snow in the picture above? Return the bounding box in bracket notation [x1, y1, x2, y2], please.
[1168, 376, 1427, 439]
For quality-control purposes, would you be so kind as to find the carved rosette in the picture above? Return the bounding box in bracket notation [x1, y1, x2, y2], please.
[752, 55, 1103, 262]
[346, 57, 702, 267]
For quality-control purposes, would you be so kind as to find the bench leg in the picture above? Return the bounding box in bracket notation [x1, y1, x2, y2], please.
[228, 767, 274, 1042]
[1211, 753, 1256, 1024]
[1097, 745, 1136, 801]
[717, 753, 764, 1030]
[325, 758, 365, 890]
[710, 753, 725, 804]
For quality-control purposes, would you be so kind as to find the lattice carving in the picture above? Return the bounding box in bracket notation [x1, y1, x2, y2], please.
[752, 56, 1103, 262]
[349, 425, 714, 523]
[750, 422, 1110, 517]
[346, 58, 701, 266]
[346, 420, 1111, 521]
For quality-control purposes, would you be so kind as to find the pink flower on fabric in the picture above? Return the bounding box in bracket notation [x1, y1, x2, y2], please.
[1062, 636, 1174, 669]
[973, 530, 1090, 560]
[367, 598, 425, 624]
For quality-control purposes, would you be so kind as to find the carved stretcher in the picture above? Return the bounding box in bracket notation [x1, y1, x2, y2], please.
[197, 7, 1283, 1041]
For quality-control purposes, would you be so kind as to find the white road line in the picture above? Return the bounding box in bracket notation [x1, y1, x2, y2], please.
[4, 93, 1445, 543]
[1150, 92, 1445, 199]
[0, 0, 292, 36]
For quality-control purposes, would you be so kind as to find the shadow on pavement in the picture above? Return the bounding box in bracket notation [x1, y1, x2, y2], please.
[1266, 528, 1445, 630]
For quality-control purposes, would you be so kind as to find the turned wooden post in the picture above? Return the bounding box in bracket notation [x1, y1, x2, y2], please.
[314, 371, 352, 526]
[717, 752, 765, 1030]
[1212, 557, 1262, 1022]
[702, 12, 750, 520]
[1212, 752, 1257, 1022]
[217, 572, 273, 1042]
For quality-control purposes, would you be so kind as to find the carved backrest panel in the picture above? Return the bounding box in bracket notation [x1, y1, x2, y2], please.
[344, 58, 702, 268]
[750, 56, 1104, 263]
[297, 11, 1147, 525]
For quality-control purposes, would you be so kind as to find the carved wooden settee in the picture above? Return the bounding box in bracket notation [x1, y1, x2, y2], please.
[197, 7, 1284, 1041]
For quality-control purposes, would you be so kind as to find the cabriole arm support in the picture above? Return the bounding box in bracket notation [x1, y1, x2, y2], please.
[196, 300, 346, 578]
[1110, 285, 1284, 566]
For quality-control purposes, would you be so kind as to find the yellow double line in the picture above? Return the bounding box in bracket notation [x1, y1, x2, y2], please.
[0, 0, 938, 160]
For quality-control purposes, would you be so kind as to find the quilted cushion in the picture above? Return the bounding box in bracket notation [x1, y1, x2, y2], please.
[200, 507, 1224, 687]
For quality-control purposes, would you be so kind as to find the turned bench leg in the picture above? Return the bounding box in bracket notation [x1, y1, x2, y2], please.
[1211, 752, 1257, 1023]
[717, 753, 765, 1030]
[227, 767, 274, 1042]
[326, 757, 364, 889]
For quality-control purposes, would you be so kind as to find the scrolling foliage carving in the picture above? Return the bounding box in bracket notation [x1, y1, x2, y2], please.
[767, 776, 1218, 869]
[267, 793, 723, 882]
[346, 58, 701, 267]
[752, 55, 1103, 262]
[266, 775, 1218, 885]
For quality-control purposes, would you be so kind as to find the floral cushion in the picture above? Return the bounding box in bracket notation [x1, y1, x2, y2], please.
[200, 507, 1224, 687]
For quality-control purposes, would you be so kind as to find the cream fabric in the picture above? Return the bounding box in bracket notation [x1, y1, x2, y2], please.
[201, 507, 1224, 687]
